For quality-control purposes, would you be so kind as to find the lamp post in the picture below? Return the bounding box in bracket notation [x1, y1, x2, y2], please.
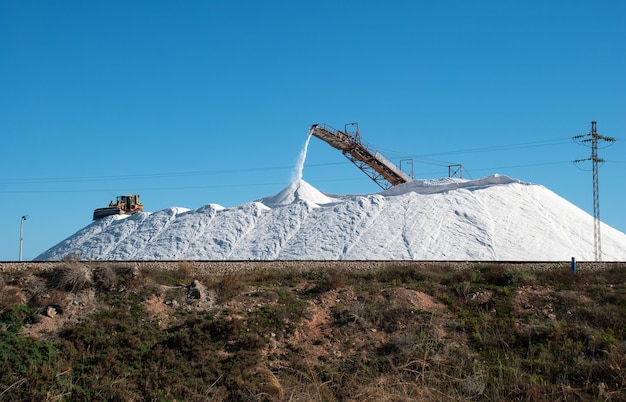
[19, 215, 28, 261]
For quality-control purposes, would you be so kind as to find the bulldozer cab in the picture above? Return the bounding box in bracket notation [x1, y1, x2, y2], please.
[117, 195, 141, 211]
[117, 195, 131, 209]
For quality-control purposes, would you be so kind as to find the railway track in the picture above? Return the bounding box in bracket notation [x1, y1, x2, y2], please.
[1, 260, 622, 274]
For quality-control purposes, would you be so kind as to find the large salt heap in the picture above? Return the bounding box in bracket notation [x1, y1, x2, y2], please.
[36, 175, 626, 261]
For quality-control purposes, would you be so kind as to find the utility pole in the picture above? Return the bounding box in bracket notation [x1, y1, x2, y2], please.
[19, 215, 28, 261]
[400, 159, 415, 179]
[574, 121, 615, 261]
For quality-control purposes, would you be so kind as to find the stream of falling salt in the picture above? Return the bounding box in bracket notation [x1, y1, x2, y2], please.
[292, 132, 312, 182]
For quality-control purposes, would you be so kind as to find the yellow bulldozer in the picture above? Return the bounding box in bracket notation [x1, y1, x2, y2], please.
[93, 194, 144, 220]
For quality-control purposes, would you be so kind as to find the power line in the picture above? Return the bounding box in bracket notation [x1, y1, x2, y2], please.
[462, 160, 573, 173]
[0, 160, 578, 195]
[0, 135, 609, 192]
[403, 137, 573, 159]
[375, 136, 575, 171]
[0, 157, 583, 195]
[0, 162, 348, 185]
[0, 176, 375, 194]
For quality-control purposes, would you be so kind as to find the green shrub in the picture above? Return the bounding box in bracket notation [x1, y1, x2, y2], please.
[0, 305, 62, 400]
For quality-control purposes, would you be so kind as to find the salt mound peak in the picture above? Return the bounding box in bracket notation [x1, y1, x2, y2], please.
[260, 179, 337, 206]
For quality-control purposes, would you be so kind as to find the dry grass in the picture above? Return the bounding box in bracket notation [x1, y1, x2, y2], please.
[93, 265, 118, 290]
[55, 264, 93, 293]
[177, 261, 193, 279]
[0, 287, 24, 314]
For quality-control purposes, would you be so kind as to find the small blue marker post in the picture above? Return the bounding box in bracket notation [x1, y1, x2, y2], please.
[571, 257, 576, 273]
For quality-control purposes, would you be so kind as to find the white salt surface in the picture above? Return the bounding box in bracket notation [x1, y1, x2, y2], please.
[36, 176, 626, 261]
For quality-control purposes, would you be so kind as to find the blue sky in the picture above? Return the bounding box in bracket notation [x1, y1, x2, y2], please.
[1, 0, 624, 261]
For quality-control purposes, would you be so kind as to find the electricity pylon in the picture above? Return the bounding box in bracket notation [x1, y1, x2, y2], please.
[574, 121, 615, 261]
